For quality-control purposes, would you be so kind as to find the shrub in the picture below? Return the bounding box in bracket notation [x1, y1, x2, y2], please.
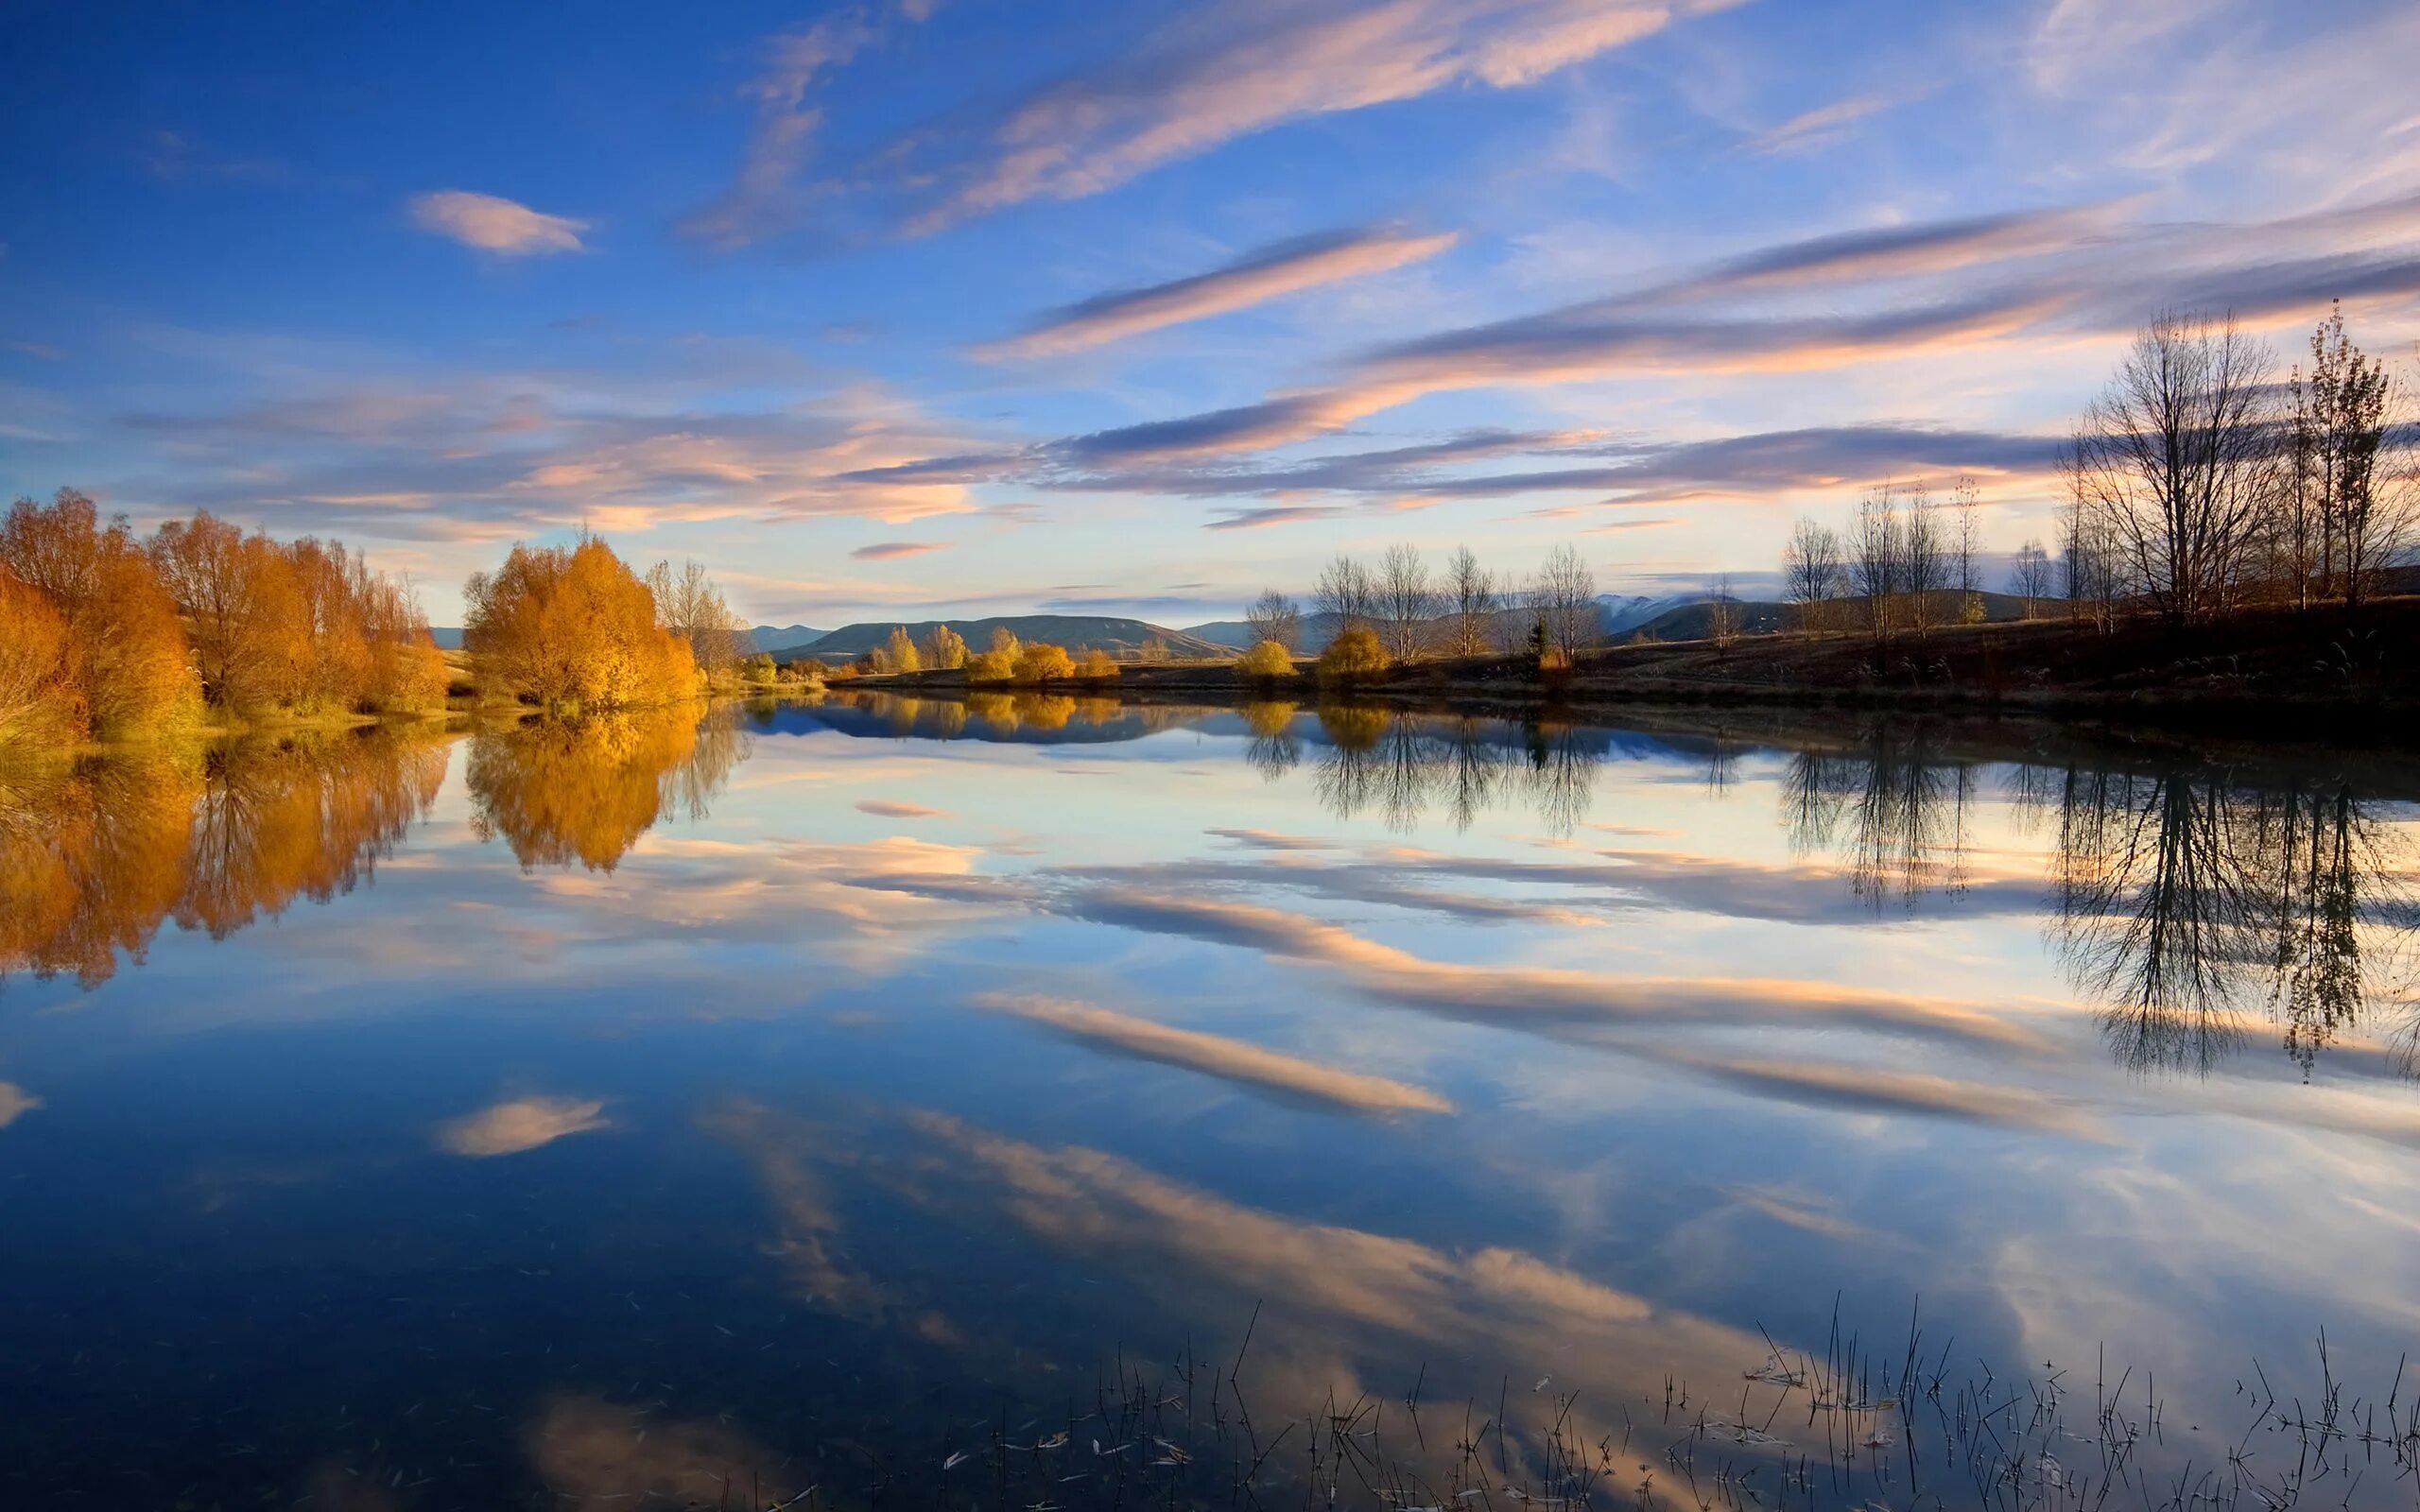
[965, 648, 1016, 683]
[1315, 626, 1390, 683]
[1079, 647, 1119, 679]
[1014, 642, 1075, 682]
[1235, 640, 1296, 679]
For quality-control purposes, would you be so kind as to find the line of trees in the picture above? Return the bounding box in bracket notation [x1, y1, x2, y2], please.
[2, 488, 449, 746]
[1778, 303, 2415, 647]
[839, 623, 1123, 684]
[1242, 541, 1600, 676]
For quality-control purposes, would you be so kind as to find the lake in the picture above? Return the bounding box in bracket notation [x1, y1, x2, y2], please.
[4, 695, 2417, 1511]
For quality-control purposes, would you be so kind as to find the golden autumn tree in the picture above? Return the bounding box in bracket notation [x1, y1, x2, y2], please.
[923, 623, 967, 670]
[147, 510, 312, 712]
[1013, 642, 1074, 682]
[463, 535, 698, 710]
[0, 572, 79, 745]
[2, 489, 197, 738]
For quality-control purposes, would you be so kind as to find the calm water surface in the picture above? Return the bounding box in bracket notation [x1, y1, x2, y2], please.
[4, 696, 2417, 1511]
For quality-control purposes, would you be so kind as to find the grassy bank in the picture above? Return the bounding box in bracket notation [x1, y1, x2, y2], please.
[843, 596, 2420, 734]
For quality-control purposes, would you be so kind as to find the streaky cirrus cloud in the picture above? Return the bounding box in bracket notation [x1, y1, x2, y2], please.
[851, 540, 948, 559]
[978, 227, 1460, 358]
[1011, 191, 2420, 469]
[781, 0, 1720, 236]
[1738, 91, 1918, 157]
[679, 13, 879, 249]
[409, 191, 589, 255]
[1205, 504, 1350, 531]
[436, 1095, 610, 1157]
[978, 991, 1454, 1114]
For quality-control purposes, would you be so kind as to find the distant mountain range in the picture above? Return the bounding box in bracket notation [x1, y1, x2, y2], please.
[429, 624, 827, 654]
[779, 615, 1232, 662]
[437, 592, 2040, 666]
[1181, 593, 1723, 653]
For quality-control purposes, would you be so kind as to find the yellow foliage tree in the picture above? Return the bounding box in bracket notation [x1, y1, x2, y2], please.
[1079, 647, 1118, 679]
[924, 624, 967, 670]
[463, 535, 698, 710]
[3, 489, 198, 738]
[1235, 640, 1296, 679]
[0, 573, 79, 746]
[1315, 625, 1390, 683]
[1015, 642, 1075, 682]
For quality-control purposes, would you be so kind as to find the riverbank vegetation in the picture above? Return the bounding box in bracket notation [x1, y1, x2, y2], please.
[1, 490, 448, 747]
[0, 508, 817, 752]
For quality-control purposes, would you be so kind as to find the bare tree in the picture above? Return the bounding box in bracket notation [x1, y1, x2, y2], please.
[1782, 516, 1844, 634]
[2069, 312, 2280, 626]
[1443, 545, 1496, 659]
[2010, 539, 2052, 619]
[1852, 485, 1903, 650]
[646, 558, 748, 672]
[1900, 483, 1945, 640]
[1950, 476, 1982, 624]
[1708, 574, 1739, 649]
[1314, 554, 1374, 634]
[1374, 542, 1437, 662]
[1244, 589, 1302, 650]
[1529, 543, 1598, 665]
[2059, 454, 2121, 634]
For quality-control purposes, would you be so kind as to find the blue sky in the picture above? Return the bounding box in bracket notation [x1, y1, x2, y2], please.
[5, 0, 2417, 626]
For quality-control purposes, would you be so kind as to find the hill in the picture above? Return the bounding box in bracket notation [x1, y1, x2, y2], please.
[787, 615, 1233, 662]
[1186, 593, 1725, 654]
[1614, 590, 2037, 645]
[749, 623, 828, 657]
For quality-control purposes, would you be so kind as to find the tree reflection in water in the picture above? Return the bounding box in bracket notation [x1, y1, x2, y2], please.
[1240, 700, 1300, 781]
[466, 705, 748, 872]
[2, 725, 450, 988]
[1779, 720, 2416, 1078]
[1305, 705, 1599, 834]
[1782, 725, 1976, 908]
[2043, 767, 2416, 1079]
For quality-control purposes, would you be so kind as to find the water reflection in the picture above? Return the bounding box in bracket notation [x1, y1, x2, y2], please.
[1768, 719, 2417, 1078]
[1, 726, 448, 988]
[1310, 706, 1600, 834]
[465, 706, 747, 871]
[1782, 724, 1979, 906]
[2042, 765, 2416, 1078]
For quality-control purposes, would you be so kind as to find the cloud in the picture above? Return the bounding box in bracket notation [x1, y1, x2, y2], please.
[979, 227, 1459, 357]
[856, 799, 947, 817]
[1205, 504, 1350, 531]
[679, 14, 877, 249]
[113, 371, 994, 549]
[408, 191, 589, 255]
[978, 991, 1454, 1114]
[0, 1082, 42, 1128]
[989, 192, 2420, 473]
[141, 129, 286, 183]
[895, 0, 1706, 233]
[851, 540, 948, 560]
[1738, 92, 1912, 156]
[436, 1095, 610, 1157]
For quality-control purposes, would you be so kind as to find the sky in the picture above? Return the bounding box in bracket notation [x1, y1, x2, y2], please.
[5, 0, 2419, 628]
